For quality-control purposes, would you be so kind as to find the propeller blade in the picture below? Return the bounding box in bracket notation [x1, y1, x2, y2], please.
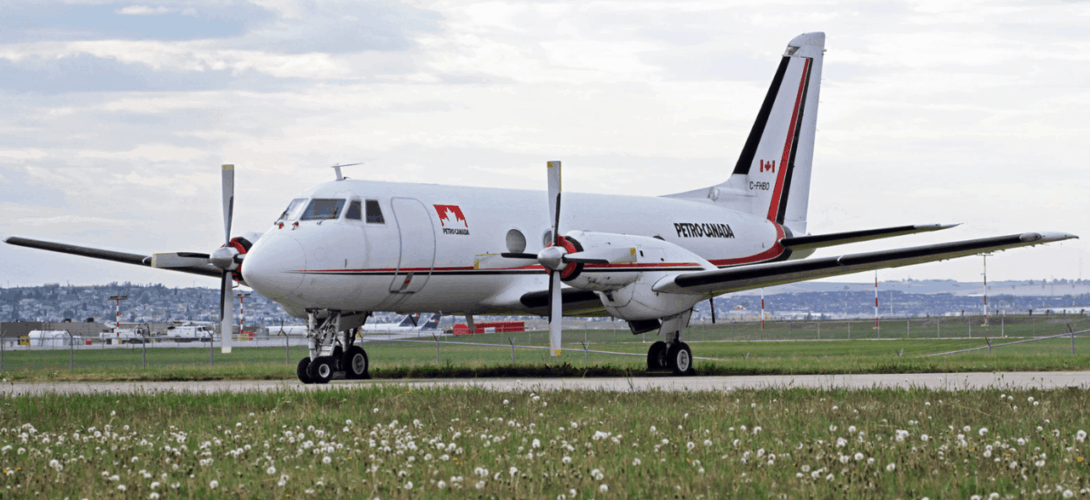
[548, 270, 562, 357]
[149, 253, 211, 269]
[563, 247, 637, 265]
[222, 164, 235, 244]
[220, 273, 233, 354]
[547, 161, 561, 245]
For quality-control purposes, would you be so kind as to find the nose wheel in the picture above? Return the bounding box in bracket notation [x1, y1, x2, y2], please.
[296, 313, 372, 384]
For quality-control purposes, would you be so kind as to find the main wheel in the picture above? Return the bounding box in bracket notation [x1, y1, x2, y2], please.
[647, 341, 668, 371]
[344, 346, 369, 379]
[666, 342, 694, 376]
[296, 357, 314, 384]
[306, 356, 334, 384]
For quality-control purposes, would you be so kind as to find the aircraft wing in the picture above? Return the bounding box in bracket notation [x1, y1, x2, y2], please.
[653, 232, 1077, 296]
[4, 236, 222, 279]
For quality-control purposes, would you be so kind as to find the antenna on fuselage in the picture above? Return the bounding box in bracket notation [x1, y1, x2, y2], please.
[331, 162, 364, 181]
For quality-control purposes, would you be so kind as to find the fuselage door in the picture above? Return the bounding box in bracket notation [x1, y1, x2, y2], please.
[388, 197, 436, 293]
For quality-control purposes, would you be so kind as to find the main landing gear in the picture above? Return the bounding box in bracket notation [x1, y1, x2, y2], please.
[296, 311, 371, 385]
[642, 310, 696, 376]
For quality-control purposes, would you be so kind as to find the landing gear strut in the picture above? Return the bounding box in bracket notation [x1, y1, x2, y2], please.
[296, 311, 371, 384]
[644, 310, 695, 376]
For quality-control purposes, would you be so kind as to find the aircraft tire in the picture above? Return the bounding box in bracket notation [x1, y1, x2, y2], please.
[666, 342, 694, 376]
[345, 346, 369, 379]
[647, 341, 668, 371]
[306, 357, 334, 384]
[296, 357, 314, 384]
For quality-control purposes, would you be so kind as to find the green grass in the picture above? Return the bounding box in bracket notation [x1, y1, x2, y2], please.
[3, 334, 1090, 383]
[1, 386, 1089, 498]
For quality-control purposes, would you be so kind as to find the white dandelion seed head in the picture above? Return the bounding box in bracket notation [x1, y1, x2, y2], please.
[599, 484, 609, 493]
[886, 463, 896, 472]
[854, 453, 864, 461]
[209, 480, 218, 489]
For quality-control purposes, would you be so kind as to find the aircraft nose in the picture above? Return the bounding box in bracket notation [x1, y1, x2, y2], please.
[241, 233, 306, 300]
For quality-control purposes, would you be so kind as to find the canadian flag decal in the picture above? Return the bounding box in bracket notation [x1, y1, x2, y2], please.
[434, 204, 470, 235]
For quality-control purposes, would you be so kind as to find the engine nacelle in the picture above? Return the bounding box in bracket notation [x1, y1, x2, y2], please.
[561, 230, 715, 321]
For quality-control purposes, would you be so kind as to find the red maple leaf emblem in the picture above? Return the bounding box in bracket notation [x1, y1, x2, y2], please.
[433, 204, 468, 228]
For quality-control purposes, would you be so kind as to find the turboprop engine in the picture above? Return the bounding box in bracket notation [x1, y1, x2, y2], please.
[557, 230, 717, 321]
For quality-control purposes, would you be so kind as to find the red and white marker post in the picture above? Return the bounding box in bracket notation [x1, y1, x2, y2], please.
[108, 295, 128, 338]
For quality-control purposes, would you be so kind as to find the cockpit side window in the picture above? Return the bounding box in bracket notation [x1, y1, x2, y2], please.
[365, 200, 385, 224]
[346, 200, 363, 220]
[300, 199, 346, 220]
[277, 198, 308, 222]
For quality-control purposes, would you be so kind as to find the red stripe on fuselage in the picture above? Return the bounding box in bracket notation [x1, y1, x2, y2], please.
[765, 58, 811, 222]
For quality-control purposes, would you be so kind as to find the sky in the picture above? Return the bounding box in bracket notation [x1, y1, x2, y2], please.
[1, 0, 1088, 289]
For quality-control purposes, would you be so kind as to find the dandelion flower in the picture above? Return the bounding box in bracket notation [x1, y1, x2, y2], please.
[1076, 430, 1087, 442]
[921, 434, 929, 442]
[854, 453, 864, 461]
[886, 463, 896, 472]
[1064, 490, 1074, 499]
[1009, 461, 1018, 469]
[267, 466, 276, 475]
[150, 494, 159, 500]
[825, 473, 834, 481]
[404, 481, 413, 490]
[686, 442, 695, 451]
[632, 458, 641, 466]
[509, 467, 518, 477]
[475, 481, 485, 490]
[438, 480, 447, 489]
[599, 484, 609, 493]
[210, 480, 218, 489]
[979, 427, 988, 437]
[562, 456, 571, 464]
[322, 456, 331, 464]
[118, 485, 127, 492]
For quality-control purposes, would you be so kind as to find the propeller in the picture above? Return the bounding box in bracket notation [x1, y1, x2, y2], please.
[503, 161, 639, 356]
[148, 164, 241, 353]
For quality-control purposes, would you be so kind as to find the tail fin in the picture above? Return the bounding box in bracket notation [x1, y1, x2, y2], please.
[665, 32, 824, 235]
[421, 314, 441, 330]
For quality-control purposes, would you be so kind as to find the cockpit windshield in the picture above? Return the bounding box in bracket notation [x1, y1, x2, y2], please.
[277, 198, 308, 222]
[300, 199, 346, 220]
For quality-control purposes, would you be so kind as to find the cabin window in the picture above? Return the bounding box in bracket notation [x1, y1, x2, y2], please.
[365, 200, 385, 224]
[346, 200, 362, 220]
[300, 199, 346, 220]
[276, 198, 308, 222]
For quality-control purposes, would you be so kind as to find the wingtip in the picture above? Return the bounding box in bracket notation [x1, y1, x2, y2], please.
[1022, 232, 1079, 243]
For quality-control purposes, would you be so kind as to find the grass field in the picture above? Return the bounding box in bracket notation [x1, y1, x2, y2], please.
[1, 385, 1088, 498]
[2, 330, 1090, 383]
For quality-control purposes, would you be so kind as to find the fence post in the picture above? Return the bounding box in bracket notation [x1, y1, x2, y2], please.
[581, 341, 588, 363]
[69, 334, 74, 370]
[1001, 316, 1005, 337]
[907, 319, 910, 338]
[210, 332, 214, 366]
[848, 321, 851, 340]
[433, 333, 440, 364]
[142, 336, 146, 369]
[817, 320, 820, 340]
[969, 317, 972, 338]
[509, 338, 515, 363]
[285, 333, 290, 365]
[986, 337, 992, 354]
[1069, 324, 1076, 355]
[937, 317, 941, 339]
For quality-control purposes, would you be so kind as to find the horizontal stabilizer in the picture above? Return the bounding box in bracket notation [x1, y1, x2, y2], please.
[653, 231, 1077, 296]
[780, 223, 959, 251]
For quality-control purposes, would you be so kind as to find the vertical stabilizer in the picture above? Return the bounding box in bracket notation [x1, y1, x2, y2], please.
[665, 32, 824, 235]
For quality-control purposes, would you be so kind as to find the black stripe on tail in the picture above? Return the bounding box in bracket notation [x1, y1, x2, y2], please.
[732, 56, 790, 176]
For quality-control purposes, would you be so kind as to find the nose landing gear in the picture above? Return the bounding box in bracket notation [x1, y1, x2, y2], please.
[296, 310, 372, 384]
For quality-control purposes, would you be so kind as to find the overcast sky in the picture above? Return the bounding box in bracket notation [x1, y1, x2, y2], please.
[1, 0, 1087, 290]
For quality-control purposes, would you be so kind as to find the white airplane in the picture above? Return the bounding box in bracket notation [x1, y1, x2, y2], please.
[4, 32, 1076, 384]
